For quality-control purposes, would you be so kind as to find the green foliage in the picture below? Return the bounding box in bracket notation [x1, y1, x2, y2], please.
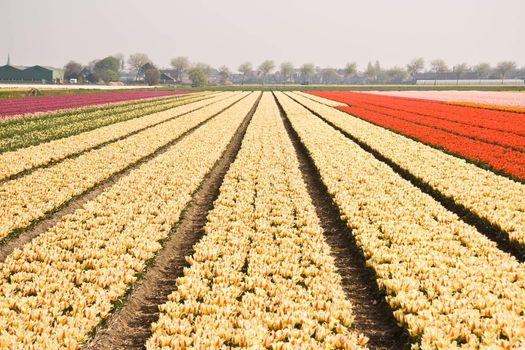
[94, 56, 120, 82]
[188, 66, 208, 87]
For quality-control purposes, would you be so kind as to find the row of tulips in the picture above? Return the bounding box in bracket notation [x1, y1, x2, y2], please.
[342, 102, 525, 151]
[0, 92, 247, 241]
[311, 91, 525, 136]
[0, 90, 190, 118]
[447, 101, 525, 114]
[276, 91, 525, 349]
[370, 90, 525, 108]
[292, 92, 525, 248]
[0, 92, 231, 181]
[0, 92, 209, 139]
[335, 104, 525, 179]
[148, 92, 367, 349]
[296, 92, 347, 107]
[0, 92, 260, 349]
[0, 92, 210, 153]
[308, 91, 525, 180]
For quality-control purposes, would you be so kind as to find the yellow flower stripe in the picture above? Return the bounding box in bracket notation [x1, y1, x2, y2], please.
[0, 92, 260, 349]
[0, 92, 247, 241]
[447, 101, 525, 114]
[147, 92, 367, 350]
[296, 91, 347, 107]
[288, 92, 525, 248]
[0, 92, 232, 181]
[275, 91, 525, 349]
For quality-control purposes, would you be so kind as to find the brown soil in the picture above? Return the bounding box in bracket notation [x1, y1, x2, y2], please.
[0, 93, 250, 263]
[82, 93, 261, 350]
[274, 92, 411, 350]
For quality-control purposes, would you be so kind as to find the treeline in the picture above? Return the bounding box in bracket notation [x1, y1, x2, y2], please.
[63, 54, 525, 86]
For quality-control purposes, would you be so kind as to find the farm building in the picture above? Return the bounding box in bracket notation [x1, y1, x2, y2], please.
[0, 56, 64, 83]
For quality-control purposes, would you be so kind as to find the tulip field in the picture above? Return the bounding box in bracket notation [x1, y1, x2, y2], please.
[0, 90, 190, 119]
[0, 89, 524, 349]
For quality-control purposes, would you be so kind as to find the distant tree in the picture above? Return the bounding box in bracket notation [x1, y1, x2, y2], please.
[238, 62, 252, 85]
[280, 61, 294, 84]
[365, 61, 376, 81]
[114, 53, 125, 71]
[430, 59, 449, 74]
[452, 63, 469, 83]
[258, 60, 275, 85]
[127, 53, 151, 80]
[343, 62, 357, 81]
[385, 66, 408, 83]
[218, 65, 230, 85]
[406, 58, 425, 80]
[474, 63, 492, 79]
[144, 67, 160, 86]
[188, 64, 208, 87]
[170, 56, 190, 83]
[64, 61, 83, 80]
[321, 68, 339, 84]
[374, 61, 382, 82]
[495, 61, 517, 82]
[94, 56, 120, 83]
[300, 63, 315, 84]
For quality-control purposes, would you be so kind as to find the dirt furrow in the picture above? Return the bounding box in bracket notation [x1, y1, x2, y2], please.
[286, 93, 525, 262]
[82, 93, 261, 350]
[274, 92, 411, 350]
[0, 93, 251, 263]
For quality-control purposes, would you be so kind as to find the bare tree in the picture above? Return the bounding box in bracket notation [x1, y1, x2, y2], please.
[365, 61, 376, 81]
[430, 59, 449, 84]
[218, 65, 230, 85]
[127, 53, 151, 80]
[374, 61, 382, 83]
[453, 63, 469, 84]
[406, 58, 425, 80]
[114, 53, 125, 71]
[430, 59, 449, 73]
[385, 66, 408, 83]
[300, 63, 315, 84]
[64, 61, 83, 81]
[144, 67, 160, 86]
[321, 68, 339, 84]
[344, 62, 357, 82]
[474, 63, 492, 79]
[170, 56, 190, 83]
[280, 61, 294, 84]
[258, 60, 275, 85]
[495, 61, 517, 83]
[238, 62, 252, 85]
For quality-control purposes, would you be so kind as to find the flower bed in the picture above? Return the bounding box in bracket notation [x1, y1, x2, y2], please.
[0, 93, 246, 241]
[276, 91, 525, 349]
[0, 90, 190, 119]
[0, 93, 259, 348]
[148, 92, 367, 349]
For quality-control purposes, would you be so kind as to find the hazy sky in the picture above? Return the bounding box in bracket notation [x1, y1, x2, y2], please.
[1, 0, 524, 71]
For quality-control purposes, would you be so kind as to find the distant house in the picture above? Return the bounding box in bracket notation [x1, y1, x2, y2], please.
[0, 57, 64, 83]
[159, 71, 176, 84]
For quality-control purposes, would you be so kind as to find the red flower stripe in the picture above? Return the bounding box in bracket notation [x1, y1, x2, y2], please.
[338, 105, 525, 180]
[311, 91, 525, 137]
[348, 103, 525, 151]
[0, 90, 189, 119]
